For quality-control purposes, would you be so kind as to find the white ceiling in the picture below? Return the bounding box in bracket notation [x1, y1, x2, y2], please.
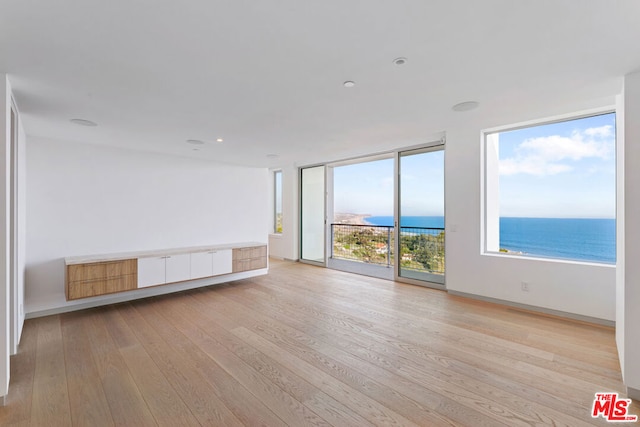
[1, 1, 639, 167]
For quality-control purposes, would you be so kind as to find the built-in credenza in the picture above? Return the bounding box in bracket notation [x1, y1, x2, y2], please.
[65, 243, 268, 300]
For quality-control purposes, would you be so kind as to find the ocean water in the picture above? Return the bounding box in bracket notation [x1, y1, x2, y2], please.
[366, 216, 444, 228]
[365, 215, 616, 264]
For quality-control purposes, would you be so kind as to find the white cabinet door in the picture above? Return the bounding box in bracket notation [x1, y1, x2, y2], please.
[190, 251, 213, 279]
[165, 253, 191, 284]
[212, 249, 233, 275]
[137, 257, 166, 288]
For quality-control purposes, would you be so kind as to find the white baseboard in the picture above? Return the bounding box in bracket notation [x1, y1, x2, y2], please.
[25, 269, 267, 319]
[447, 290, 614, 327]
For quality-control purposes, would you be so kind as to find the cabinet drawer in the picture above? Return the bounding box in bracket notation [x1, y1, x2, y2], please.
[232, 256, 267, 273]
[232, 259, 249, 272]
[107, 259, 137, 276]
[250, 256, 267, 270]
[68, 263, 107, 283]
[67, 274, 137, 300]
[249, 246, 267, 258]
[68, 259, 136, 283]
[233, 246, 267, 261]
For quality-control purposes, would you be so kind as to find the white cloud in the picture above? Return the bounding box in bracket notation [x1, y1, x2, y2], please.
[500, 158, 572, 176]
[498, 125, 614, 176]
[584, 125, 613, 138]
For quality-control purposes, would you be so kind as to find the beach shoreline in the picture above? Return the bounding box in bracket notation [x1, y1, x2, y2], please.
[333, 213, 371, 225]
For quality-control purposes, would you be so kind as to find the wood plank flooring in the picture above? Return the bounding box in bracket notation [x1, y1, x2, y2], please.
[1, 259, 637, 426]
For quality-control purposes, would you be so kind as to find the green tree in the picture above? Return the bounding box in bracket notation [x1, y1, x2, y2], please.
[401, 231, 445, 273]
[351, 228, 380, 263]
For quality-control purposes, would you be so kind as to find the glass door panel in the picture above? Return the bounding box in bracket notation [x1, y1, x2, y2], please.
[301, 166, 325, 263]
[398, 147, 445, 284]
[328, 157, 394, 280]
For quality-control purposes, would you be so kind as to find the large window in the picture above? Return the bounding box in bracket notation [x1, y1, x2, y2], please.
[273, 170, 282, 233]
[484, 111, 616, 264]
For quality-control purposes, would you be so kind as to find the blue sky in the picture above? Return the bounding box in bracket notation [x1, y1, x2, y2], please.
[331, 112, 615, 219]
[333, 150, 444, 217]
[497, 112, 616, 218]
[333, 159, 394, 216]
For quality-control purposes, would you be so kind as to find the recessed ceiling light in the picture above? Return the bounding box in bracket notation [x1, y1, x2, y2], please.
[452, 101, 479, 112]
[266, 154, 279, 159]
[186, 139, 205, 145]
[216, 138, 224, 143]
[343, 81, 355, 88]
[192, 148, 200, 151]
[393, 57, 407, 66]
[70, 118, 97, 127]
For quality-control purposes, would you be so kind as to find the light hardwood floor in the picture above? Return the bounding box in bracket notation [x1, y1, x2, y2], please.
[1, 259, 637, 426]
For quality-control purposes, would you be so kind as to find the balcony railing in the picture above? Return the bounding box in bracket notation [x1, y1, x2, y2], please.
[331, 224, 395, 266]
[330, 223, 445, 275]
[398, 226, 445, 275]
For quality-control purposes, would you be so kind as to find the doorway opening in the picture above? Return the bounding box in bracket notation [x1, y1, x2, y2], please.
[300, 142, 445, 286]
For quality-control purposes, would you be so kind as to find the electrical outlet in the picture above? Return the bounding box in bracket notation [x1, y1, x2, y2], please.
[521, 281, 530, 292]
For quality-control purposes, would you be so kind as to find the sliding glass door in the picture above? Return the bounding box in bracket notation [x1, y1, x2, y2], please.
[397, 146, 445, 285]
[300, 166, 326, 264]
[300, 143, 445, 286]
[327, 156, 395, 280]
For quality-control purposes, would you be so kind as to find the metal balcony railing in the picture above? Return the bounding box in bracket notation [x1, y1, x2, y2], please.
[331, 223, 445, 275]
[398, 226, 445, 275]
[331, 224, 394, 266]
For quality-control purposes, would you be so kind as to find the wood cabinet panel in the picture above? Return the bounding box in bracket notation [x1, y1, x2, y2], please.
[68, 275, 137, 300]
[233, 248, 252, 260]
[232, 259, 248, 272]
[250, 257, 267, 270]
[106, 260, 136, 277]
[68, 279, 105, 300]
[66, 259, 137, 300]
[68, 263, 106, 283]
[250, 246, 267, 258]
[232, 245, 267, 272]
[232, 257, 267, 272]
[68, 260, 136, 283]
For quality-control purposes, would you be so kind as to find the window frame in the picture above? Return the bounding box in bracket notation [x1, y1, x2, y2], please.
[273, 170, 283, 234]
[481, 106, 616, 265]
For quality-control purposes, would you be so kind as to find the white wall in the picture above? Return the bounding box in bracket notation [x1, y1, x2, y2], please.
[17, 114, 25, 347]
[621, 71, 640, 396]
[445, 126, 616, 321]
[9, 97, 26, 355]
[25, 138, 269, 314]
[0, 74, 26, 401]
[0, 73, 27, 402]
[616, 92, 625, 376]
[1, 75, 10, 401]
